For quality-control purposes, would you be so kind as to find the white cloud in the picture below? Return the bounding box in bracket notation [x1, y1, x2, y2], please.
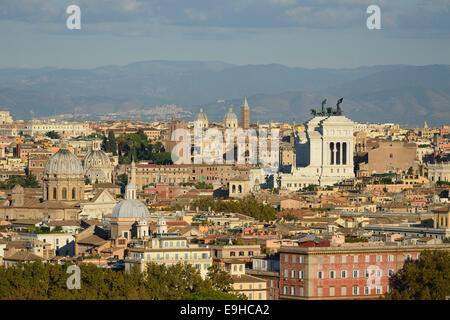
[120, 0, 142, 13]
[185, 8, 210, 21]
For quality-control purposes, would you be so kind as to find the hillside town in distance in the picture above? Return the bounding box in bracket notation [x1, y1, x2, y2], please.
[0, 97, 449, 301]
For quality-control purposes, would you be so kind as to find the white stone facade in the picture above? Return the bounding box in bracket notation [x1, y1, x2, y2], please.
[277, 115, 355, 190]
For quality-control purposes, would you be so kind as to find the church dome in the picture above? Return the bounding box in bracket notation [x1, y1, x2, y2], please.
[111, 199, 150, 219]
[83, 150, 110, 168]
[195, 108, 208, 122]
[224, 108, 237, 121]
[44, 149, 83, 176]
[85, 167, 107, 182]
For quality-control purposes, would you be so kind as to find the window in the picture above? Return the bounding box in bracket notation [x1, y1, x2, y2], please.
[230, 251, 236, 257]
[284, 269, 289, 278]
[365, 255, 370, 263]
[330, 287, 335, 297]
[330, 256, 335, 264]
[364, 286, 370, 295]
[388, 269, 394, 277]
[291, 287, 296, 296]
[341, 270, 347, 279]
[299, 270, 304, 279]
[342, 255, 347, 263]
[376, 286, 382, 294]
[365, 269, 370, 278]
[283, 287, 288, 295]
[353, 270, 359, 278]
[299, 256, 304, 264]
[388, 255, 394, 262]
[405, 254, 412, 262]
[376, 270, 382, 278]
[317, 271, 324, 279]
[341, 286, 347, 296]
[329, 271, 336, 279]
[376, 255, 382, 262]
[291, 270, 296, 278]
[353, 286, 359, 295]
[258, 293, 262, 300]
[353, 255, 358, 263]
[318, 256, 323, 264]
[292, 256, 296, 263]
[317, 287, 323, 297]
[299, 287, 304, 296]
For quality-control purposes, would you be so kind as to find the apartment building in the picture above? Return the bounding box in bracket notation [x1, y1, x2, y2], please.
[279, 243, 450, 300]
[125, 236, 212, 278]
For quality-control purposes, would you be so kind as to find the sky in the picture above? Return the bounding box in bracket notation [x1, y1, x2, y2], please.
[1, 0, 450, 69]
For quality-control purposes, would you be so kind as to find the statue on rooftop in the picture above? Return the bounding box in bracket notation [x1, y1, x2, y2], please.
[321, 99, 327, 114]
[336, 98, 344, 115]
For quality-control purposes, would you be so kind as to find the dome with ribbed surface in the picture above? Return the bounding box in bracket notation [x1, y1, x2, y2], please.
[195, 108, 208, 122]
[224, 108, 237, 121]
[44, 149, 83, 175]
[83, 150, 110, 168]
[111, 199, 150, 219]
[85, 167, 107, 182]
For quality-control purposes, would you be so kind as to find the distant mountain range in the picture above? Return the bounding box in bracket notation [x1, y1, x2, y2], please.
[0, 61, 449, 126]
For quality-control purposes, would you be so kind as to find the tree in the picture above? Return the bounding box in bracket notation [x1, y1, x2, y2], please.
[186, 290, 240, 300]
[384, 250, 450, 300]
[206, 265, 233, 293]
[190, 197, 277, 222]
[46, 131, 60, 139]
[117, 174, 128, 185]
[105, 131, 117, 155]
[0, 174, 39, 189]
[152, 152, 172, 164]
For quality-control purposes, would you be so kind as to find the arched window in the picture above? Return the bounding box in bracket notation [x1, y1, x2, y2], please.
[238, 185, 242, 193]
[62, 188, 67, 200]
[53, 188, 57, 200]
[232, 185, 236, 193]
[72, 187, 76, 200]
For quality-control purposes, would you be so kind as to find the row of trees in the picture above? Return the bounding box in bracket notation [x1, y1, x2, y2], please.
[102, 130, 171, 165]
[190, 196, 278, 222]
[0, 262, 243, 300]
[0, 174, 39, 189]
